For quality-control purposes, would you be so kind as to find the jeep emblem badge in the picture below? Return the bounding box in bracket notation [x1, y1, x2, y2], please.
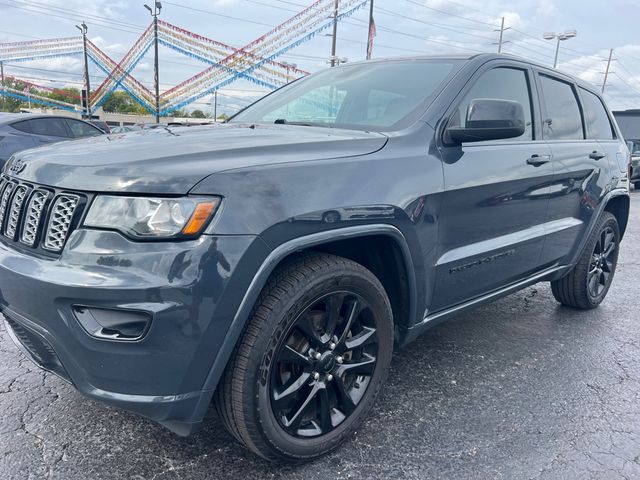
[8, 158, 26, 175]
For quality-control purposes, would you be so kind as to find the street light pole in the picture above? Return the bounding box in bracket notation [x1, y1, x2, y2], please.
[0, 61, 4, 112]
[76, 22, 90, 118]
[544, 30, 577, 69]
[145, 2, 162, 124]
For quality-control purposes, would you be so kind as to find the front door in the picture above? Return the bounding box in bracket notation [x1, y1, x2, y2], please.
[431, 64, 553, 313]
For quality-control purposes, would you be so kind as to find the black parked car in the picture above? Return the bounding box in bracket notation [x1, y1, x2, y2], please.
[0, 54, 630, 462]
[0, 113, 104, 168]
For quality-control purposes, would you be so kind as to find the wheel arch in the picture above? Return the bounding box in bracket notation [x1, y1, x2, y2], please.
[604, 193, 630, 240]
[194, 225, 418, 414]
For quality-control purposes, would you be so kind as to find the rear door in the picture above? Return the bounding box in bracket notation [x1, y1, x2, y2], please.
[536, 73, 607, 266]
[432, 63, 553, 313]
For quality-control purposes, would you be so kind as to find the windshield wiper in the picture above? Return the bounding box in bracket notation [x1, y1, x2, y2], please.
[273, 118, 316, 127]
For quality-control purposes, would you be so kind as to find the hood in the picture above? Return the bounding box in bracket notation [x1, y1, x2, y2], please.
[10, 124, 388, 194]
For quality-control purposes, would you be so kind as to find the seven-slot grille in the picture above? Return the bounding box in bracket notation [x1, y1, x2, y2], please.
[0, 176, 82, 253]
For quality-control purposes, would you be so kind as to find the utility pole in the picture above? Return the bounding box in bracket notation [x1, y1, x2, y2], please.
[145, 2, 162, 123]
[493, 17, 510, 53]
[214, 90, 217, 122]
[330, 0, 339, 67]
[602, 48, 614, 94]
[366, 0, 375, 60]
[76, 22, 90, 118]
[0, 61, 4, 112]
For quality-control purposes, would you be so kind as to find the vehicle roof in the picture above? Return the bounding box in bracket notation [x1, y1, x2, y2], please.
[348, 53, 603, 97]
[0, 113, 84, 126]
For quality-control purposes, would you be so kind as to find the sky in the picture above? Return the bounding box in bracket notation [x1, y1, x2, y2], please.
[1, 0, 640, 115]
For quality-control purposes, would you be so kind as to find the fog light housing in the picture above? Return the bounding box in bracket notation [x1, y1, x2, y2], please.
[73, 306, 152, 341]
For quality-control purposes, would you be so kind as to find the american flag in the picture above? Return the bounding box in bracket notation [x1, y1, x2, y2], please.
[367, 16, 377, 60]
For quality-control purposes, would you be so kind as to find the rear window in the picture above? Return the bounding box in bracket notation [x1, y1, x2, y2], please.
[25, 118, 69, 138]
[11, 120, 32, 133]
[580, 88, 615, 140]
[539, 74, 584, 141]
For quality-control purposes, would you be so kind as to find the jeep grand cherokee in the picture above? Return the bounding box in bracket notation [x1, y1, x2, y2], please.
[0, 54, 630, 462]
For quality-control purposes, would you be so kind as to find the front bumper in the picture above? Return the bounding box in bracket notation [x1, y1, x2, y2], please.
[0, 228, 267, 435]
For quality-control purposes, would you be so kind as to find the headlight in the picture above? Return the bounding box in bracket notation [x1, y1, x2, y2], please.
[84, 196, 220, 239]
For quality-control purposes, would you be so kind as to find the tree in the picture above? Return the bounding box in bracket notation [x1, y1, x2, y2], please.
[43, 87, 81, 106]
[0, 77, 29, 113]
[102, 91, 149, 114]
[217, 112, 230, 121]
[190, 109, 208, 119]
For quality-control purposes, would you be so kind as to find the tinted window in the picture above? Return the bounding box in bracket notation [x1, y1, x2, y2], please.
[580, 88, 614, 140]
[27, 118, 69, 138]
[539, 75, 583, 140]
[231, 60, 459, 131]
[11, 120, 32, 133]
[452, 67, 533, 140]
[65, 119, 102, 138]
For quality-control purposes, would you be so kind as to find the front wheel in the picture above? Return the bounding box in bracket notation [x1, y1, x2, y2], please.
[214, 253, 393, 462]
[551, 211, 620, 309]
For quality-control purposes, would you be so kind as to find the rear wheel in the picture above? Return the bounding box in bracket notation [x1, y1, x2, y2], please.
[634, 181, 640, 190]
[551, 212, 619, 309]
[214, 253, 393, 462]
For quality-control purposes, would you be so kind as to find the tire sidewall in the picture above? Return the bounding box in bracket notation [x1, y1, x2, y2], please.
[248, 266, 393, 460]
[585, 214, 620, 306]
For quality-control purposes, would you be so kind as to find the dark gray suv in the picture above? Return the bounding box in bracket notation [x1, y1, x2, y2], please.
[0, 54, 630, 462]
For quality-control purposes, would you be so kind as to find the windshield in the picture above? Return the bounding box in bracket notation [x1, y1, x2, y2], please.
[230, 60, 460, 132]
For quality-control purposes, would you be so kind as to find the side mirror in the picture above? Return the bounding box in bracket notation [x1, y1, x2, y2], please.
[445, 98, 526, 145]
[626, 141, 635, 154]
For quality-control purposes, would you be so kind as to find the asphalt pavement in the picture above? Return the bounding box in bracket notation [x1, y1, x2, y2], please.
[1, 193, 640, 480]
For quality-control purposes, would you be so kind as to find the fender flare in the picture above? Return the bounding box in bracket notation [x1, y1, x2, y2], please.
[565, 189, 629, 268]
[188, 224, 418, 425]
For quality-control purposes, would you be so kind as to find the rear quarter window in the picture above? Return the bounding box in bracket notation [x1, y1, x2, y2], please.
[10, 121, 32, 134]
[580, 88, 615, 140]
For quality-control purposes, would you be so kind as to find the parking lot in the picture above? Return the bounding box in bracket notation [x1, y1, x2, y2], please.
[0, 192, 637, 480]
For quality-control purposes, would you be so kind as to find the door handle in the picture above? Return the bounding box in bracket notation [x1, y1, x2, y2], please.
[526, 154, 551, 167]
[589, 151, 606, 160]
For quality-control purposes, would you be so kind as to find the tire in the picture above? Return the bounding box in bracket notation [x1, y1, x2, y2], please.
[214, 253, 394, 463]
[551, 211, 620, 309]
[634, 181, 640, 190]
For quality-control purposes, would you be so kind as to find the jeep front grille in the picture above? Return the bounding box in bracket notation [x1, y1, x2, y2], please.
[5, 185, 29, 239]
[20, 190, 48, 246]
[43, 195, 79, 252]
[0, 176, 84, 254]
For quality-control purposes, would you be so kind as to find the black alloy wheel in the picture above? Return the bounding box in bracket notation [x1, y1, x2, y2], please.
[551, 211, 620, 309]
[215, 253, 393, 462]
[587, 226, 617, 300]
[270, 291, 378, 438]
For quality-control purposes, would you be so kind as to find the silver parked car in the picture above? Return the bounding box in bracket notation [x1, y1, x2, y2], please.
[0, 113, 104, 168]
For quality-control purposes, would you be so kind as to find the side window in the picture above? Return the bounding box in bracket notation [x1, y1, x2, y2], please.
[10, 121, 32, 133]
[452, 67, 534, 140]
[579, 88, 615, 140]
[65, 119, 102, 138]
[27, 118, 69, 138]
[539, 75, 584, 140]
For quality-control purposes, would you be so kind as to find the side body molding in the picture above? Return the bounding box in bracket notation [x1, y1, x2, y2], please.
[182, 224, 418, 429]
